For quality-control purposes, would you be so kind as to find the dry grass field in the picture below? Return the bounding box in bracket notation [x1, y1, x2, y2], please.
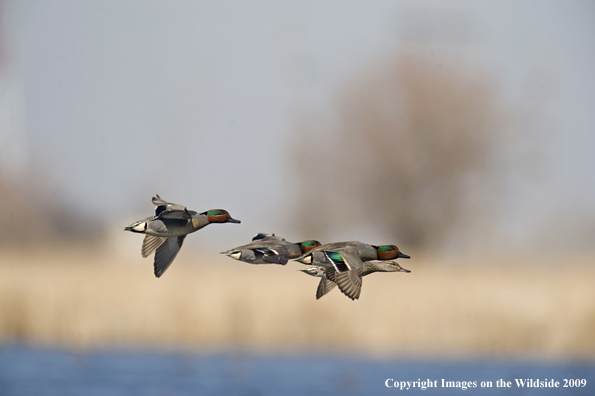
[1, 248, 594, 360]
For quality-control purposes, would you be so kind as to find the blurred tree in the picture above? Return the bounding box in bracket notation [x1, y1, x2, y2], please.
[291, 51, 504, 253]
[0, 171, 101, 247]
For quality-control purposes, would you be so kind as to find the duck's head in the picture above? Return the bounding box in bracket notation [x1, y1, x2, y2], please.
[297, 240, 322, 254]
[373, 245, 410, 260]
[201, 209, 241, 224]
[375, 261, 411, 273]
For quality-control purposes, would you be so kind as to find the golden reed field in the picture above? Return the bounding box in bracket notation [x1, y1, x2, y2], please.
[1, 247, 594, 360]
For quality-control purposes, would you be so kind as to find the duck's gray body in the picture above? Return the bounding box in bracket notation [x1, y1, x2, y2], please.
[133, 211, 207, 237]
[222, 233, 305, 265]
[295, 241, 378, 268]
[125, 195, 240, 277]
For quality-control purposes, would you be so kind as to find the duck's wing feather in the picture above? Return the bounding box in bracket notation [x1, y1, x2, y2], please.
[156, 209, 192, 221]
[221, 241, 290, 265]
[294, 241, 357, 262]
[252, 232, 278, 241]
[324, 267, 336, 282]
[325, 248, 364, 300]
[151, 195, 189, 218]
[154, 236, 186, 278]
[316, 276, 337, 299]
[334, 269, 363, 300]
[152, 194, 185, 208]
[322, 247, 363, 273]
[253, 245, 290, 265]
[223, 237, 286, 256]
[141, 235, 167, 258]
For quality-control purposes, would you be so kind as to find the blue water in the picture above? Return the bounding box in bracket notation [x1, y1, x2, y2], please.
[0, 345, 593, 396]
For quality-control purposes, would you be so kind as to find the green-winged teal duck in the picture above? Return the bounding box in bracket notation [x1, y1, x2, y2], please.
[125, 194, 240, 277]
[222, 233, 321, 265]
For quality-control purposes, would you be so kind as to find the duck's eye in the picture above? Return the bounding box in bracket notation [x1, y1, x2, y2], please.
[207, 210, 226, 216]
[377, 245, 396, 252]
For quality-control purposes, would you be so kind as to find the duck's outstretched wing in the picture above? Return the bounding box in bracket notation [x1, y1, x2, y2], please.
[151, 194, 175, 207]
[324, 267, 336, 282]
[316, 276, 337, 299]
[323, 248, 364, 300]
[321, 247, 362, 273]
[157, 208, 192, 221]
[334, 269, 363, 300]
[252, 232, 276, 241]
[141, 235, 167, 258]
[154, 236, 186, 278]
[152, 194, 189, 218]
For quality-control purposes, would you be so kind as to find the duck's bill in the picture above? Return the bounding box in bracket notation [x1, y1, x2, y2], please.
[227, 217, 241, 223]
[398, 252, 410, 259]
[398, 267, 411, 273]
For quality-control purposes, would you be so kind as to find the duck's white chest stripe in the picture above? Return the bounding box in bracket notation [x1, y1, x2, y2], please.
[132, 222, 147, 232]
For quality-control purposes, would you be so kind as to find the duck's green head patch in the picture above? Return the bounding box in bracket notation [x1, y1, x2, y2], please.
[375, 244, 404, 260]
[298, 240, 321, 253]
[201, 209, 241, 224]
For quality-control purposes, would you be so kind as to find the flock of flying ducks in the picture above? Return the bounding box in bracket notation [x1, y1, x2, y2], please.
[125, 195, 411, 300]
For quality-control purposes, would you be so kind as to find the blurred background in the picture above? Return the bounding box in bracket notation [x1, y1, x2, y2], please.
[1, 1, 594, 395]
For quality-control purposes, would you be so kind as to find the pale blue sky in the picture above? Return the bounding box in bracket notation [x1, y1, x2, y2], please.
[2, 1, 594, 252]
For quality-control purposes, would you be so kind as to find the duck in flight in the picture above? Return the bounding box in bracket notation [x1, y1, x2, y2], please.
[125, 194, 240, 277]
[222, 233, 321, 265]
